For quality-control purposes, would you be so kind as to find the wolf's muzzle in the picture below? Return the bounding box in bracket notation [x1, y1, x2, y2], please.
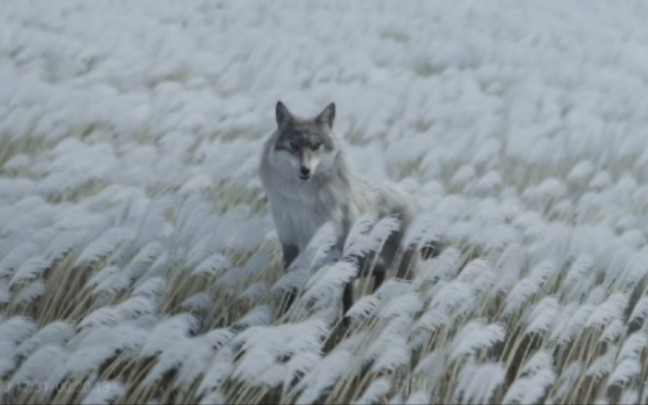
[299, 166, 311, 180]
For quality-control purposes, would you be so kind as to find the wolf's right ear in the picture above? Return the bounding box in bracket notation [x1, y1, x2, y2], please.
[315, 102, 336, 129]
[276, 101, 292, 129]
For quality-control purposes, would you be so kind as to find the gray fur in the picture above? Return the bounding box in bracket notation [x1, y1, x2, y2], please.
[260, 101, 419, 310]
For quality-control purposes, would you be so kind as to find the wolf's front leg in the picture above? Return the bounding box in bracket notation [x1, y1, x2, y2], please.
[342, 282, 354, 327]
[282, 243, 299, 270]
[281, 243, 299, 310]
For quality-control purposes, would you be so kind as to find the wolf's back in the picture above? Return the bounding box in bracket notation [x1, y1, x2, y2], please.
[351, 174, 418, 226]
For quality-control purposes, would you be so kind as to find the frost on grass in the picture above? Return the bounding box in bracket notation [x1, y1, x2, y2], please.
[81, 380, 125, 405]
[2, 1, 648, 404]
[454, 361, 505, 405]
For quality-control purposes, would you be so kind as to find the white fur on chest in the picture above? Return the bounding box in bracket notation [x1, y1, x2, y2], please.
[261, 147, 346, 251]
[265, 175, 344, 251]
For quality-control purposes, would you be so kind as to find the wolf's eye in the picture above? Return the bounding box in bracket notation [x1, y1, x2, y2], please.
[312, 143, 322, 151]
[289, 141, 299, 150]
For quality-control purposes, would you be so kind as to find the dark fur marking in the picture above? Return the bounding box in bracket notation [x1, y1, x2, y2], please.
[282, 244, 299, 269]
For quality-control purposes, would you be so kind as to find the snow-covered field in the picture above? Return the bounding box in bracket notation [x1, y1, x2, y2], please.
[2, 1, 648, 403]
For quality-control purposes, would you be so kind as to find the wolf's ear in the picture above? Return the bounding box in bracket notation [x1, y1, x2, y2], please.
[276, 101, 292, 128]
[316, 102, 336, 128]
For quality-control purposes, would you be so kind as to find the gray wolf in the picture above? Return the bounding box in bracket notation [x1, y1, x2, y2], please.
[259, 101, 419, 315]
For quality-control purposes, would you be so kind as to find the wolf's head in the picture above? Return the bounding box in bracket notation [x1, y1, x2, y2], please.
[272, 101, 338, 181]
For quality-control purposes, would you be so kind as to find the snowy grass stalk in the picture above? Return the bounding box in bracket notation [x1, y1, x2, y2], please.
[3, 1, 648, 404]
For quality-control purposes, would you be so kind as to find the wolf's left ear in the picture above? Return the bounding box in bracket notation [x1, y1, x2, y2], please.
[316, 102, 336, 128]
[276, 101, 292, 129]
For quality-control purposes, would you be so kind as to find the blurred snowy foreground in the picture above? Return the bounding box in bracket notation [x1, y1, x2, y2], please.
[2, 1, 648, 404]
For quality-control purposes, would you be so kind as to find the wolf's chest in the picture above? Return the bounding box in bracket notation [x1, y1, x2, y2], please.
[268, 185, 346, 250]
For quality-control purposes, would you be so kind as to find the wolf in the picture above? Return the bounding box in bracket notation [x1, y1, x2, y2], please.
[259, 101, 420, 315]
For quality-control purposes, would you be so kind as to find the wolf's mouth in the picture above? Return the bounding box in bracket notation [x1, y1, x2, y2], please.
[299, 174, 311, 181]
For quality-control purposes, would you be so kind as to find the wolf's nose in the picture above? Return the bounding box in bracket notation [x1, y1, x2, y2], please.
[300, 166, 310, 176]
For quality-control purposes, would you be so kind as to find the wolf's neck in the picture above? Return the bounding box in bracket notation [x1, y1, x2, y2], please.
[318, 148, 354, 189]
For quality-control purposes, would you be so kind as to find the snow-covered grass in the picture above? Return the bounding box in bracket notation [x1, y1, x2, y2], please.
[2, 0, 648, 403]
